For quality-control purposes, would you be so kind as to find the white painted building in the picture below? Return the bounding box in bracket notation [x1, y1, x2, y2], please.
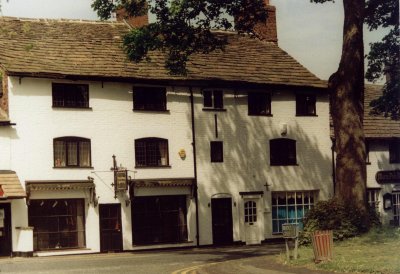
[363, 85, 400, 226]
[0, 1, 343, 256]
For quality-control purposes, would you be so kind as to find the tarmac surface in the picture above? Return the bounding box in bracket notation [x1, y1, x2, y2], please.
[0, 244, 340, 274]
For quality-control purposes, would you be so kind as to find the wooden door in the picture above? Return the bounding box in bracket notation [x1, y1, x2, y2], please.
[0, 203, 12, 256]
[211, 198, 233, 245]
[99, 204, 123, 252]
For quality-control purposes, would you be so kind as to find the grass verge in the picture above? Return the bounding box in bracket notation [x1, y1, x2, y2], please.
[277, 226, 400, 274]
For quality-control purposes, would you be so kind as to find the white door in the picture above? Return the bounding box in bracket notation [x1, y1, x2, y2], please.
[244, 200, 261, 245]
[393, 193, 400, 226]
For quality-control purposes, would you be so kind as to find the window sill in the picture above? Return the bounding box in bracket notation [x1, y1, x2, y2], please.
[132, 109, 170, 113]
[211, 161, 224, 163]
[248, 113, 273, 117]
[295, 114, 318, 117]
[270, 163, 299, 166]
[53, 166, 94, 169]
[52, 106, 92, 110]
[202, 108, 227, 112]
[135, 165, 172, 169]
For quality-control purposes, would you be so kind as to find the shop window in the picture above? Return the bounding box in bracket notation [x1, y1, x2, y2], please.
[53, 137, 91, 168]
[367, 189, 380, 212]
[28, 199, 85, 251]
[270, 138, 297, 166]
[203, 90, 223, 109]
[272, 191, 317, 234]
[248, 92, 271, 116]
[52, 83, 89, 108]
[135, 138, 169, 167]
[389, 138, 400, 163]
[210, 141, 223, 162]
[296, 94, 316, 116]
[133, 87, 167, 111]
[131, 195, 188, 244]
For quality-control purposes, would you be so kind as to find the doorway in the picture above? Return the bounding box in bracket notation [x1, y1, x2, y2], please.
[0, 203, 12, 256]
[99, 204, 123, 252]
[211, 198, 233, 245]
[244, 200, 261, 245]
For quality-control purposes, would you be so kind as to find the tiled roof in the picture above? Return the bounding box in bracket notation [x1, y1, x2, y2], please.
[364, 84, 400, 138]
[0, 17, 325, 88]
[330, 84, 400, 138]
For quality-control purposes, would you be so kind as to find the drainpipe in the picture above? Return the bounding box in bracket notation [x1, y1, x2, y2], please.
[331, 138, 336, 195]
[190, 86, 200, 247]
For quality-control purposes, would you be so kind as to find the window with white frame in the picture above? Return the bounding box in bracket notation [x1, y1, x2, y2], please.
[244, 201, 257, 223]
[272, 191, 317, 233]
[367, 189, 380, 212]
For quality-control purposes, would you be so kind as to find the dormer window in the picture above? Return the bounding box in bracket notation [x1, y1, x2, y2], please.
[133, 87, 167, 111]
[52, 83, 89, 108]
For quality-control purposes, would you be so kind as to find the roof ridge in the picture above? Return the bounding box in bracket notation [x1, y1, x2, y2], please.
[0, 16, 124, 25]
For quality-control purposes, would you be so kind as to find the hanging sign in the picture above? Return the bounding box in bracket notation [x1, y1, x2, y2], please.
[115, 170, 128, 191]
[375, 170, 400, 184]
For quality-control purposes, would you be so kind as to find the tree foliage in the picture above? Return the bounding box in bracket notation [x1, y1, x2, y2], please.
[365, 0, 399, 119]
[92, 0, 266, 74]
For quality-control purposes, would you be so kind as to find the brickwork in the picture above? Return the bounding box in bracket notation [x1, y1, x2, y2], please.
[116, 8, 148, 28]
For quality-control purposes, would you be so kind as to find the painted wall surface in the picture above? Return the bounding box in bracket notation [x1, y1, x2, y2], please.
[6, 76, 196, 254]
[366, 140, 400, 225]
[193, 88, 333, 245]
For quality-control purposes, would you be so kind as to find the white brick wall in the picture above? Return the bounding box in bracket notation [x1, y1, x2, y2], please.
[194, 87, 333, 244]
[6, 76, 196, 253]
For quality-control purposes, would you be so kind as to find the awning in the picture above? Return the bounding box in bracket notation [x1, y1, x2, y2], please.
[131, 178, 194, 188]
[0, 171, 26, 199]
[25, 179, 97, 206]
[26, 180, 95, 191]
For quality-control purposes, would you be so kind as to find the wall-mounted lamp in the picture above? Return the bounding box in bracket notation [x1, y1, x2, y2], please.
[280, 123, 288, 136]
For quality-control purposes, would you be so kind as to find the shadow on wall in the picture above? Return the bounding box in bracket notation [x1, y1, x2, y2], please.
[190, 90, 333, 200]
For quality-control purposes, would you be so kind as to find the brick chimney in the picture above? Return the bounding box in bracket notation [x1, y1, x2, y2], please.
[116, 8, 149, 28]
[253, 0, 277, 43]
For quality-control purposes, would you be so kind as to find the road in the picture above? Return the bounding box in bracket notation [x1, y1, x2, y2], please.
[0, 244, 333, 274]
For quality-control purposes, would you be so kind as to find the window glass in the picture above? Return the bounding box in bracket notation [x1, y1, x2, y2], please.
[132, 195, 188, 244]
[244, 201, 257, 223]
[272, 191, 317, 233]
[53, 137, 91, 167]
[270, 138, 297, 165]
[52, 83, 89, 108]
[296, 94, 316, 116]
[133, 87, 167, 111]
[210, 141, 223, 162]
[28, 199, 85, 251]
[367, 189, 380, 212]
[135, 138, 169, 167]
[248, 92, 271, 115]
[203, 90, 224, 109]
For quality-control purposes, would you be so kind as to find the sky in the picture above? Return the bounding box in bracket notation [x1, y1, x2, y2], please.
[0, 0, 386, 82]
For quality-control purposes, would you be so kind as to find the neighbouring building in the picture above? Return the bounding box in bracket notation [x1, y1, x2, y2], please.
[0, 1, 336, 256]
[363, 85, 400, 226]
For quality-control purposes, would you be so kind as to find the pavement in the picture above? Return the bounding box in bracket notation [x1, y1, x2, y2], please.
[0, 244, 340, 274]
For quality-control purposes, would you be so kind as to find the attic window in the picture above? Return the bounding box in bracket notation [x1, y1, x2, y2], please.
[52, 83, 89, 108]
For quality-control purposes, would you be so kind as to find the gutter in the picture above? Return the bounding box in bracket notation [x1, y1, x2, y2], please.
[331, 138, 336, 195]
[189, 86, 200, 247]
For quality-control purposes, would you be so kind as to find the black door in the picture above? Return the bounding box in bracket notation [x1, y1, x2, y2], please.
[0, 203, 12, 256]
[99, 204, 123, 252]
[211, 198, 233, 245]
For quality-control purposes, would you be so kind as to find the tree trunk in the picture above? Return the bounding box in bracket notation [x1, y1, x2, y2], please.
[330, 0, 367, 211]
